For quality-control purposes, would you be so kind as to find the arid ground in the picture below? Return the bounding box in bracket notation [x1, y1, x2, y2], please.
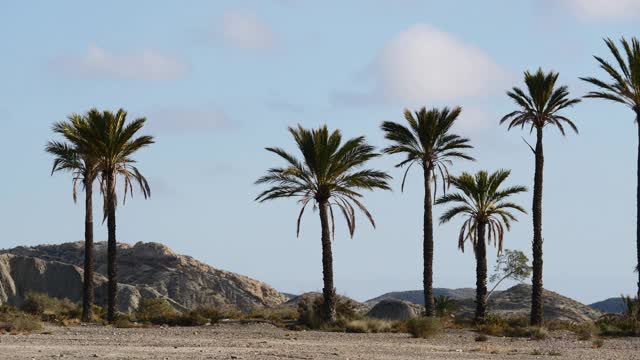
[2, 322, 640, 360]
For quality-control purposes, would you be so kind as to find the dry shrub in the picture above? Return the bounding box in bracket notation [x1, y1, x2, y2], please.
[345, 318, 392, 334]
[475, 334, 489, 342]
[0, 307, 42, 333]
[297, 296, 359, 330]
[406, 317, 442, 339]
[592, 338, 604, 348]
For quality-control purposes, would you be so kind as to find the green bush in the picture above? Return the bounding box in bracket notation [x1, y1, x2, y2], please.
[596, 316, 640, 337]
[135, 298, 179, 324]
[434, 296, 458, 317]
[406, 317, 442, 339]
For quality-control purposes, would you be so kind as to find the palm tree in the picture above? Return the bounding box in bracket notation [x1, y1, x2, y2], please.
[255, 125, 390, 323]
[381, 107, 474, 316]
[581, 37, 640, 300]
[436, 170, 527, 322]
[76, 109, 153, 322]
[500, 69, 580, 325]
[46, 113, 99, 322]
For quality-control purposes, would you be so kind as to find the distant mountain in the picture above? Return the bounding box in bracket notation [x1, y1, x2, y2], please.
[589, 297, 625, 314]
[365, 288, 475, 306]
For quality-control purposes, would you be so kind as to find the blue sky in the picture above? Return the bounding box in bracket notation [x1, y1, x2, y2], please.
[1, 0, 639, 304]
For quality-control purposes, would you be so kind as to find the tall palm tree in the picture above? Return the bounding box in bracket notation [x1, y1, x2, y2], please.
[436, 170, 527, 322]
[76, 109, 153, 322]
[581, 37, 640, 300]
[500, 69, 580, 325]
[381, 107, 474, 316]
[46, 113, 99, 322]
[255, 125, 390, 323]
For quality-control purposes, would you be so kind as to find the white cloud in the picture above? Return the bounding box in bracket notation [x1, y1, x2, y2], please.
[335, 24, 508, 108]
[147, 108, 231, 135]
[221, 10, 276, 51]
[560, 0, 640, 20]
[52, 45, 189, 81]
[375, 24, 507, 104]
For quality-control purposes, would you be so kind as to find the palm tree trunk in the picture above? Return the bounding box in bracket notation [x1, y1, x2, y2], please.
[81, 176, 94, 322]
[474, 222, 488, 323]
[636, 110, 640, 301]
[423, 163, 435, 317]
[318, 200, 336, 323]
[106, 171, 118, 323]
[530, 127, 544, 326]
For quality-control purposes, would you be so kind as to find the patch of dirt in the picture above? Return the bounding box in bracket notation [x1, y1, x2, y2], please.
[1, 323, 639, 359]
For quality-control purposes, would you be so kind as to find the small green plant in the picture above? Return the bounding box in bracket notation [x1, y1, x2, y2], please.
[434, 295, 457, 317]
[621, 295, 639, 320]
[406, 317, 442, 339]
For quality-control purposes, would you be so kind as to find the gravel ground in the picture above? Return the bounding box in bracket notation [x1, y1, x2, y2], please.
[1, 322, 640, 359]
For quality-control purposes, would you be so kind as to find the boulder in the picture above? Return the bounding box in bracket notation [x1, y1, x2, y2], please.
[367, 299, 419, 321]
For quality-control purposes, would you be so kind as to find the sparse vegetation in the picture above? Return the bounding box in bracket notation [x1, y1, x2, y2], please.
[345, 319, 392, 333]
[475, 334, 489, 342]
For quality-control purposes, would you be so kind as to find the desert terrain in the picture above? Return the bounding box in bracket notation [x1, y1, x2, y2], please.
[2, 322, 640, 360]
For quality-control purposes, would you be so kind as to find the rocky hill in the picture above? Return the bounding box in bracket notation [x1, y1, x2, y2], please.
[590, 297, 626, 314]
[0, 241, 287, 313]
[365, 288, 475, 306]
[367, 284, 601, 322]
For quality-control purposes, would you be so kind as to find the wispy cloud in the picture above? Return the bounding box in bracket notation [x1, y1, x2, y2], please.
[220, 9, 277, 51]
[147, 107, 232, 135]
[334, 24, 508, 110]
[560, 0, 640, 20]
[51, 44, 189, 81]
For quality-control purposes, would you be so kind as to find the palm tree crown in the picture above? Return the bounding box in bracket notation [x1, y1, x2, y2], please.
[46, 114, 98, 201]
[501, 69, 581, 135]
[381, 107, 474, 193]
[77, 109, 153, 206]
[255, 125, 391, 237]
[580, 37, 640, 113]
[436, 170, 527, 253]
[436, 169, 526, 322]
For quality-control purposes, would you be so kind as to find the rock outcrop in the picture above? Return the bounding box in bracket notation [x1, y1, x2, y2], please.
[0, 253, 171, 313]
[1, 241, 287, 312]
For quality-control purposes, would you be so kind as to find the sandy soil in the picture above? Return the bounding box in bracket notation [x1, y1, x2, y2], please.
[1, 322, 640, 359]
